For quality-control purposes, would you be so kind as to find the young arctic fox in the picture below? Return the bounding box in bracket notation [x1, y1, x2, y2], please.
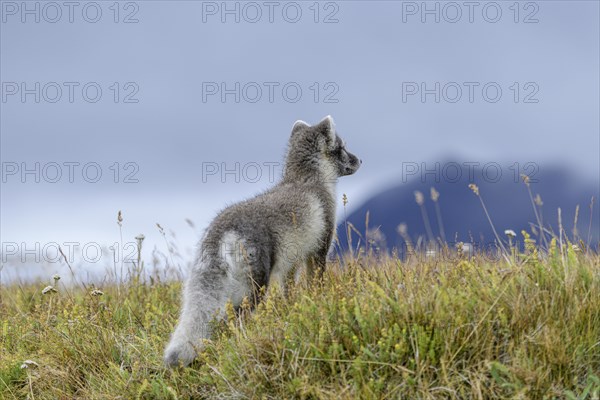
[164, 116, 361, 367]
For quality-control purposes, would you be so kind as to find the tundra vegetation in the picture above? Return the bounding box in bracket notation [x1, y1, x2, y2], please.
[1, 184, 599, 399]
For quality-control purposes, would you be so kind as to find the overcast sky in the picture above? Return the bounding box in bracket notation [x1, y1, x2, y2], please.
[1, 1, 599, 280]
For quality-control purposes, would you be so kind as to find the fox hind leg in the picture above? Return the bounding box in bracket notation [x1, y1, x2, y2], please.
[163, 261, 229, 367]
[164, 232, 267, 367]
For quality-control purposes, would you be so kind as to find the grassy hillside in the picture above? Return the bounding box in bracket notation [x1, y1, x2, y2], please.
[1, 239, 599, 399]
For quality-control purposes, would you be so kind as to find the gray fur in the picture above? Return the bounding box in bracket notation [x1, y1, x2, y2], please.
[164, 116, 361, 367]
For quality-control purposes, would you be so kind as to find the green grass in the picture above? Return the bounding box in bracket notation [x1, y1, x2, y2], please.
[1, 238, 599, 399]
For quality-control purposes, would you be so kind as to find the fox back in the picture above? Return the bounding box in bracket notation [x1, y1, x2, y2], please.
[164, 116, 360, 367]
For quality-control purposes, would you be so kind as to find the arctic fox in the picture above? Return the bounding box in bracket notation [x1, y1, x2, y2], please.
[164, 116, 361, 367]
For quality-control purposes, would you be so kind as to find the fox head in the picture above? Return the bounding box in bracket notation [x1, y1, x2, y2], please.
[285, 116, 361, 183]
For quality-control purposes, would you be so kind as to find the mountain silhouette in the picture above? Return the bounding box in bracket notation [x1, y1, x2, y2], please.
[337, 163, 599, 253]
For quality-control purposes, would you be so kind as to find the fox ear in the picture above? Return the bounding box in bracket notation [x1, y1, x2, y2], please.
[317, 115, 336, 142]
[291, 120, 310, 136]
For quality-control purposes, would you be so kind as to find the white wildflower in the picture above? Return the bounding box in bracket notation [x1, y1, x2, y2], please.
[41, 285, 57, 295]
[20, 360, 39, 369]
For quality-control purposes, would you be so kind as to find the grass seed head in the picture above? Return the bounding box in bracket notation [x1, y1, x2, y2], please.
[396, 223, 408, 236]
[430, 187, 440, 202]
[414, 191, 424, 206]
[468, 184, 479, 196]
[535, 194, 543, 207]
